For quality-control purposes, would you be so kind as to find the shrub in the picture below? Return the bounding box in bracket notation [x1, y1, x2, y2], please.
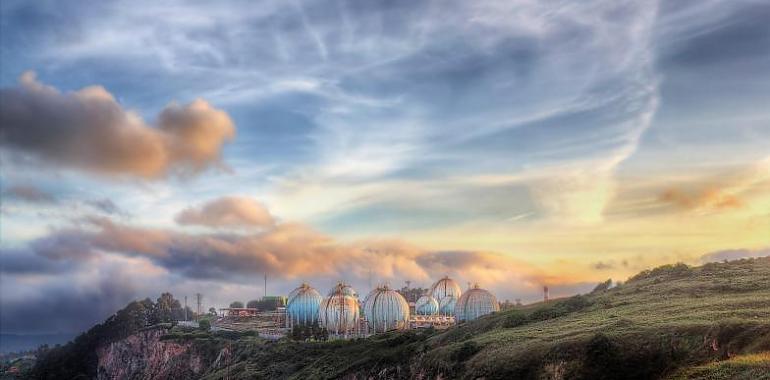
[580, 333, 621, 380]
[502, 311, 529, 328]
[591, 279, 612, 293]
[451, 341, 480, 363]
[628, 263, 692, 282]
[530, 295, 593, 321]
[198, 319, 211, 331]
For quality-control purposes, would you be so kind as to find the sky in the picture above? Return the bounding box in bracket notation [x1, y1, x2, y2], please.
[1, 0, 769, 338]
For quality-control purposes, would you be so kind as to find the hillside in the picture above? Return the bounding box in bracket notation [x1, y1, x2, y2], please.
[28, 257, 770, 379]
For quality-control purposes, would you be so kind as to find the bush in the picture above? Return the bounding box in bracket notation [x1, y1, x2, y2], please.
[503, 311, 529, 328]
[628, 263, 692, 282]
[531, 295, 593, 321]
[198, 319, 211, 331]
[580, 333, 622, 380]
[451, 341, 480, 363]
[591, 279, 612, 293]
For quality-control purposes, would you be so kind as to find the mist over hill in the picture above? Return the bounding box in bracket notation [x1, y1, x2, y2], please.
[0, 334, 73, 355]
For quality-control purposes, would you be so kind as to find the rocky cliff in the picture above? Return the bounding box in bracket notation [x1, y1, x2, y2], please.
[96, 328, 213, 380]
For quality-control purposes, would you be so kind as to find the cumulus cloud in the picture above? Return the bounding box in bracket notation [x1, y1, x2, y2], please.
[175, 196, 275, 228]
[3, 215, 562, 291]
[3, 184, 57, 203]
[0, 72, 235, 178]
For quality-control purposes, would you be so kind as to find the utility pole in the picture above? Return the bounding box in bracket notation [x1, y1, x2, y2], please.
[264, 273, 267, 298]
[195, 293, 202, 321]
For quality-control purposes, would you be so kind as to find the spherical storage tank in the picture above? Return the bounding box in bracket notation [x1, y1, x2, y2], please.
[415, 294, 439, 315]
[454, 284, 500, 322]
[286, 283, 322, 327]
[438, 296, 457, 316]
[363, 285, 410, 333]
[328, 282, 358, 299]
[431, 276, 462, 302]
[319, 282, 360, 335]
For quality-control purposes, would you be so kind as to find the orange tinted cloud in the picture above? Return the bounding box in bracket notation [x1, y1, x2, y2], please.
[659, 187, 744, 211]
[0, 72, 235, 178]
[8, 215, 570, 293]
[176, 196, 276, 228]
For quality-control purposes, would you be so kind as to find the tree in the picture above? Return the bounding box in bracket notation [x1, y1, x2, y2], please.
[246, 299, 260, 309]
[155, 293, 182, 323]
[208, 307, 217, 316]
[592, 279, 613, 293]
[198, 319, 211, 331]
[229, 301, 244, 308]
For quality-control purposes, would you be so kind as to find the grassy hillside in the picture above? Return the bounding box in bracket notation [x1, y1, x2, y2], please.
[28, 257, 770, 379]
[669, 352, 770, 380]
[200, 257, 770, 379]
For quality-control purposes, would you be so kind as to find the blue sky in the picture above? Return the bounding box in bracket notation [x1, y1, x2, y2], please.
[1, 0, 769, 337]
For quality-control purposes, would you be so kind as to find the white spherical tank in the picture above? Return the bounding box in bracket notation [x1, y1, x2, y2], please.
[431, 276, 462, 302]
[328, 282, 358, 299]
[454, 284, 500, 322]
[438, 295, 457, 316]
[319, 282, 360, 335]
[363, 285, 410, 333]
[415, 295, 439, 315]
[286, 283, 322, 327]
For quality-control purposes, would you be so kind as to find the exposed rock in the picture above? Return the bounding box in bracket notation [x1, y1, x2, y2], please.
[97, 328, 206, 380]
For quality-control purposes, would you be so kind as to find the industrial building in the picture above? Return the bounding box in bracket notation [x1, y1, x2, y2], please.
[212, 276, 499, 339]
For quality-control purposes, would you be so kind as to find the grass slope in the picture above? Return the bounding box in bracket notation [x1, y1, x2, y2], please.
[669, 351, 770, 380]
[205, 257, 770, 379]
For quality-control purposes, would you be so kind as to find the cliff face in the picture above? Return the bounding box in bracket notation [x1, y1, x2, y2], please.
[97, 328, 207, 380]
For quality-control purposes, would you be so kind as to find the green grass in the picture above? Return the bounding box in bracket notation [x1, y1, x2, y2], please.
[669, 352, 770, 379]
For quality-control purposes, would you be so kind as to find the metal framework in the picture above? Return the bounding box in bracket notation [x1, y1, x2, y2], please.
[409, 315, 455, 329]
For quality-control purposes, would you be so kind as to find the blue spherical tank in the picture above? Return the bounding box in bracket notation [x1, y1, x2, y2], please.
[454, 284, 500, 322]
[286, 283, 322, 327]
[363, 285, 410, 333]
[415, 295, 439, 315]
[438, 295, 457, 316]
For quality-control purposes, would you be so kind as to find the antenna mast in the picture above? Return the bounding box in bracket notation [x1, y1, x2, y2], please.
[195, 293, 202, 321]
